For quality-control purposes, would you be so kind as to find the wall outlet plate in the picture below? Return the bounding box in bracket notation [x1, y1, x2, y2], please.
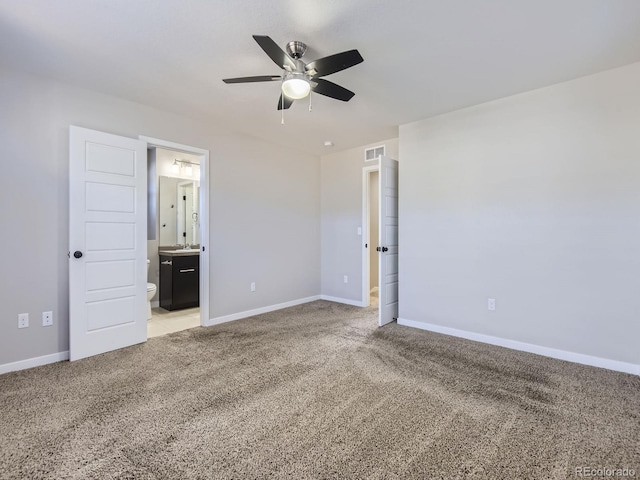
[488, 298, 496, 311]
[42, 311, 53, 327]
[18, 313, 29, 329]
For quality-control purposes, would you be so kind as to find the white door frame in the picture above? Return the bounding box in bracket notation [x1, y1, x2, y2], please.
[361, 164, 379, 308]
[139, 136, 210, 327]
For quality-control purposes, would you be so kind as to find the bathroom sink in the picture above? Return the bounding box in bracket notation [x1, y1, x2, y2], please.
[158, 248, 200, 255]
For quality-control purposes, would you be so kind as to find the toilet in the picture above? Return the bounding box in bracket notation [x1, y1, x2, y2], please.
[147, 259, 157, 320]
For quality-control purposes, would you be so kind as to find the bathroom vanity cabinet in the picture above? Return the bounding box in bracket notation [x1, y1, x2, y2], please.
[159, 252, 199, 311]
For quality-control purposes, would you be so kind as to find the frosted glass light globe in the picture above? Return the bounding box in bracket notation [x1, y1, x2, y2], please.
[282, 77, 310, 99]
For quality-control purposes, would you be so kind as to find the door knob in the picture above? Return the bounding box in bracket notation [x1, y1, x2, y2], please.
[382, 246, 389, 252]
[376, 246, 381, 252]
[73, 251, 83, 259]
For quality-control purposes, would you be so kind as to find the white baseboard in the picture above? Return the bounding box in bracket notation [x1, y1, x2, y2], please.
[320, 295, 365, 307]
[205, 295, 321, 327]
[397, 318, 640, 376]
[0, 351, 70, 376]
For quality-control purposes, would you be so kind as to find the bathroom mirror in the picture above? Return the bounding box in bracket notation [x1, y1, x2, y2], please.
[159, 175, 201, 246]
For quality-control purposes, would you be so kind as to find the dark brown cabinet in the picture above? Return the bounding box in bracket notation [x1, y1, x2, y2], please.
[159, 254, 199, 311]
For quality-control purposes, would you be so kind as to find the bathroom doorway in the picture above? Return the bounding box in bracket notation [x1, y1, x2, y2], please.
[362, 165, 380, 309]
[142, 137, 209, 338]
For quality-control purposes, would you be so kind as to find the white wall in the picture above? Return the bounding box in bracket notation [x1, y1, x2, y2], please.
[0, 67, 320, 367]
[320, 139, 398, 302]
[399, 62, 640, 366]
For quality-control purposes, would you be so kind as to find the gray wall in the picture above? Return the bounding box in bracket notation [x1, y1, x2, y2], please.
[0, 67, 320, 366]
[399, 62, 640, 365]
[320, 139, 398, 301]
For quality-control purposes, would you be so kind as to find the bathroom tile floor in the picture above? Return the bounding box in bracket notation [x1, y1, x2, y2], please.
[370, 288, 379, 308]
[148, 307, 200, 338]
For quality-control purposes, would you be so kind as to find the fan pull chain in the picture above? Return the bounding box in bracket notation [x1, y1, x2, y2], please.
[281, 87, 285, 124]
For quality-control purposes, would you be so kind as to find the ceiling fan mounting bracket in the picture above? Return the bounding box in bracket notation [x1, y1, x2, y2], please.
[286, 41, 307, 59]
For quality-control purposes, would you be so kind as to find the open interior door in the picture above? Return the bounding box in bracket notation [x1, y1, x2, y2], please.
[378, 156, 399, 326]
[69, 126, 147, 361]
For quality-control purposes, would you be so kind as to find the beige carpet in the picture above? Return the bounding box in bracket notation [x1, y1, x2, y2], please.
[1, 300, 638, 479]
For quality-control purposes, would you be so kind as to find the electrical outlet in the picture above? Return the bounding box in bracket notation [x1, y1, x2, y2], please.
[488, 298, 496, 311]
[343, 275, 348, 284]
[18, 313, 29, 329]
[250, 282, 256, 292]
[42, 311, 53, 327]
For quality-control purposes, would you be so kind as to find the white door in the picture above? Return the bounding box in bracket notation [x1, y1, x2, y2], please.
[378, 156, 399, 326]
[69, 126, 148, 361]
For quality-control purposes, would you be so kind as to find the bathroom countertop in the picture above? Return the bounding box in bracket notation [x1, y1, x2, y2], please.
[158, 249, 201, 257]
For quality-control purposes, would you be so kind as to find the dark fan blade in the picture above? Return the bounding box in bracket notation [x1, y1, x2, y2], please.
[222, 75, 281, 84]
[305, 50, 363, 77]
[277, 94, 294, 110]
[253, 35, 296, 71]
[311, 78, 355, 102]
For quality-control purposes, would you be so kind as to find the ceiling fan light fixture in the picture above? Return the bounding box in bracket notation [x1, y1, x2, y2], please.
[223, 35, 363, 112]
[282, 75, 310, 100]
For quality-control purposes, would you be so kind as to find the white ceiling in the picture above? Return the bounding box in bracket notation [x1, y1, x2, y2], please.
[2, 0, 640, 156]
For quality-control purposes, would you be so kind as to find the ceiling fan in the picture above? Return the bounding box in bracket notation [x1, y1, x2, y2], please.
[223, 35, 364, 110]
